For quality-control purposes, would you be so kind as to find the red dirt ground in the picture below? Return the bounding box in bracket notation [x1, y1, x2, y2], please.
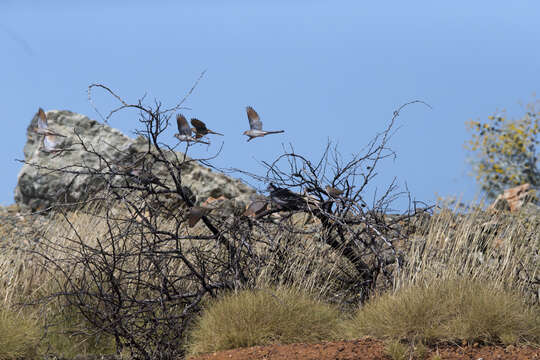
[189, 338, 539, 360]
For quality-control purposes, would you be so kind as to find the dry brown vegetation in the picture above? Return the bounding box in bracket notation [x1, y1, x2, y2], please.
[0, 202, 537, 359]
[4, 89, 538, 359]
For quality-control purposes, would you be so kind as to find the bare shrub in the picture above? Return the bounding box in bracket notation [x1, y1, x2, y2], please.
[21, 83, 426, 359]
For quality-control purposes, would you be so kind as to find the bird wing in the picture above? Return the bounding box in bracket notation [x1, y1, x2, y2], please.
[246, 106, 263, 130]
[37, 108, 48, 130]
[43, 134, 58, 151]
[190, 118, 208, 132]
[176, 114, 192, 136]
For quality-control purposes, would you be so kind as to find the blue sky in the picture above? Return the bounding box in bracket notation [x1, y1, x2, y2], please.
[1, 1, 539, 209]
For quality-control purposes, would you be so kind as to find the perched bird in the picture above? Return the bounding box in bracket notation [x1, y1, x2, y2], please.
[33, 108, 65, 137]
[244, 195, 268, 217]
[128, 167, 162, 185]
[190, 118, 223, 139]
[243, 106, 284, 142]
[325, 185, 344, 198]
[187, 206, 214, 228]
[267, 183, 304, 210]
[174, 114, 208, 144]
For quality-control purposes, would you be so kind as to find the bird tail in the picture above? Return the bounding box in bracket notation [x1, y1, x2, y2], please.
[266, 130, 285, 135]
[209, 130, 224, 136]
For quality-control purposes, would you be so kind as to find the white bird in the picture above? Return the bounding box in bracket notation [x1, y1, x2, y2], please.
[243, 106, 284, 142]
[174, 114, 208, 145]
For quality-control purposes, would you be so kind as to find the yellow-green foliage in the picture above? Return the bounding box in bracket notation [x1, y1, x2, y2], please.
[344, 277, 539, 346]
[39, 304, 116, 358]
[0, 308, 40, 360]
[384, 340, 409, 360]
[465, 100, 540, 199]
[187, 287, 341, 355]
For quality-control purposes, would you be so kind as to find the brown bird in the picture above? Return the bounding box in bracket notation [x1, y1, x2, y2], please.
[187, 206, 214, 228]
[33, 108, 65, 137]
[190, 118, 223, 139]
[243, 106, 284, 142]
[244, 195, 268, 217]
[174, 114, 208, 144]
[325, 185, 344, 198]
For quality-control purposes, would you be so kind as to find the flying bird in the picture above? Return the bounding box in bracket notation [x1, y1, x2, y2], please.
[34, 108, 65, 137]
[190, 118, 223, 139]
[41, 134, 61, 153]
[187, 206, 214, 228]
[243, 106, 284, 142]
[174, 114, 208, 145]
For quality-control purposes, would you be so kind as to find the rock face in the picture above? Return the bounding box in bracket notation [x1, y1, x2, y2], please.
[15, 110, 255, 212]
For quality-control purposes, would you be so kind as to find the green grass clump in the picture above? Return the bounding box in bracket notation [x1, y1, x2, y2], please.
[0, 308, 40, 360]
[187, 287, 341, 355]
[384, 340, 409, 360]
[40, 304, 117, 358]
[344, 277, 539, 346]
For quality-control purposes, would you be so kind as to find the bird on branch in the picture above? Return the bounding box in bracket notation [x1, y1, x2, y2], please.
[187, 206, 214, 228]
[267, 183, 305, 211]
[244, 195, 269, 217]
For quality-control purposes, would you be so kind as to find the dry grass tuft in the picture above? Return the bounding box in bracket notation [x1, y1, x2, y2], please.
[187, 287, 342, 355]
[344, 277, 539, 346]
[398, 206, 539, 302]
[0, 208, 117, 358]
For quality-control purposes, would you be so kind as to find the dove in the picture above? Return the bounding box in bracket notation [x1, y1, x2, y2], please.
[41, 134, 62, 153]
[187, 206, 214, 228]
[267, 183, 304, 210]
[244, 195, 268, 217]
[190, 118, 223, 139]
[325, 185, 344, 198]
[174, 114, 208, 145]
[33, 108, 66, 137]
[128, 167, 162, 185]
[243, 106, 284, 142]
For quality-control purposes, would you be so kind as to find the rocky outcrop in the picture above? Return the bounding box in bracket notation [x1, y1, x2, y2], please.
[15, 110, 255, 212]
